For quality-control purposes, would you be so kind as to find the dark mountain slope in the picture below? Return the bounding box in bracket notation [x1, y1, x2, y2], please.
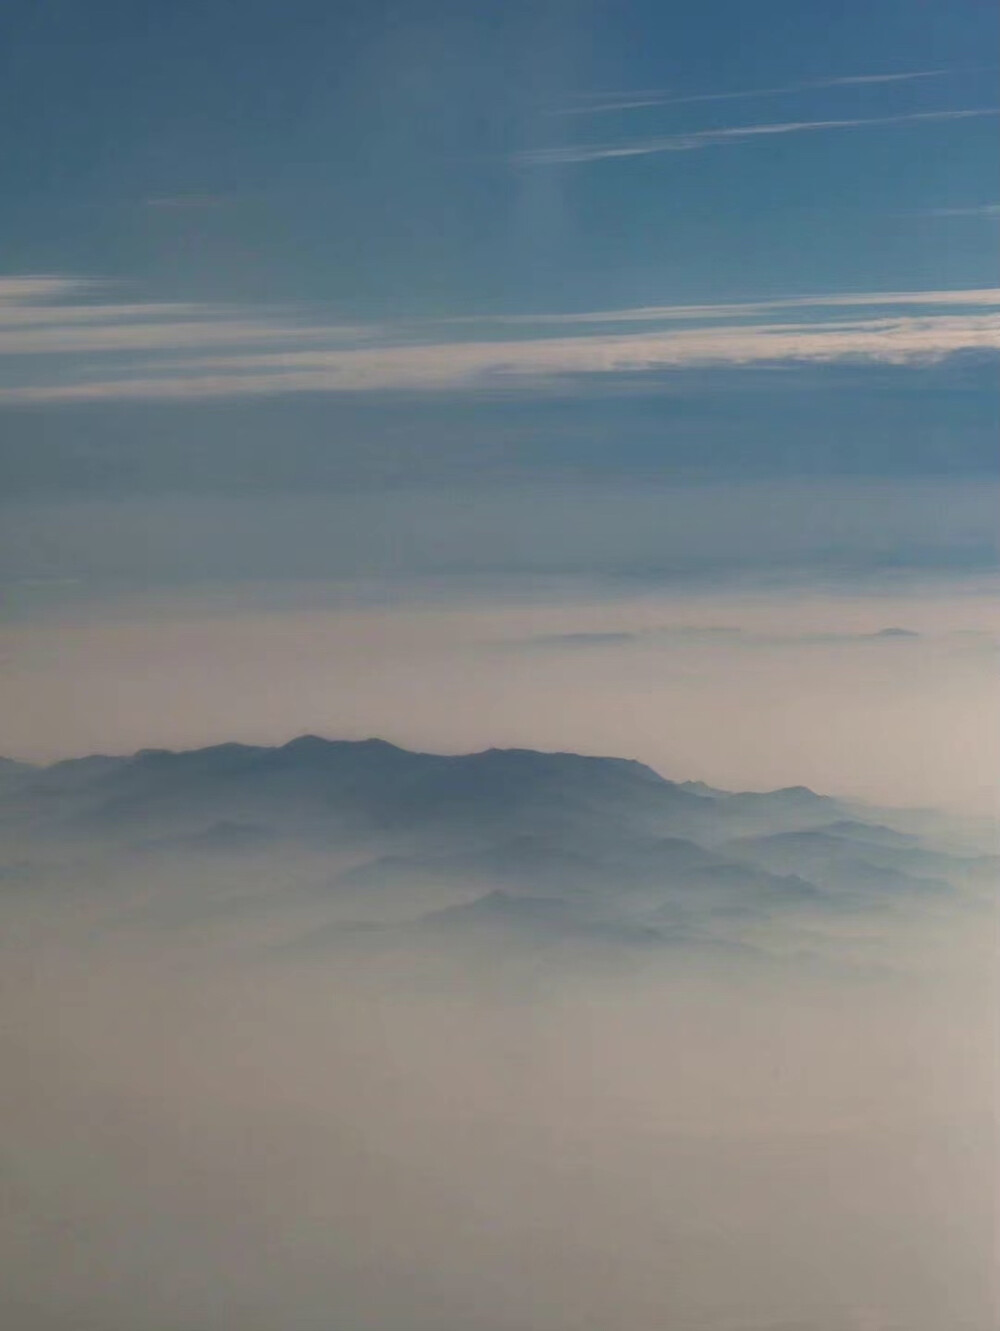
[0, 735, 980, 951]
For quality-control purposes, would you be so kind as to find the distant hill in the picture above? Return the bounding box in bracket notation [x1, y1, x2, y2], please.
[0, 735, 992, 952]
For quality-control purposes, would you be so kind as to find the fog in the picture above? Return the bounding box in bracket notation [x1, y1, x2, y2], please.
[2, 575, 996, 813]
[1, 782, 996, 1331]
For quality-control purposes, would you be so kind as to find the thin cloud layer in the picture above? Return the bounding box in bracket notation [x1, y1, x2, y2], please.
[509, 625, 934, 650]
[921, 203, 1000, 218]
[517, 107, 998, 166]
[554, 68, 954, 116]
[445, 287, 1000, 328]
[0, 277, 997, 403]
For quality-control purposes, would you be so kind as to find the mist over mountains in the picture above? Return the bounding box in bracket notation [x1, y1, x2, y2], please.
[2, 735, 996, 1331]
[2, 735, 992, 964]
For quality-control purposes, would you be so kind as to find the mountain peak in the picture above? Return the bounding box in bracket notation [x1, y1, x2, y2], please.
[280, 734, 404, 754]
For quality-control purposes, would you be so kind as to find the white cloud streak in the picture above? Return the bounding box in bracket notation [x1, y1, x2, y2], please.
[1, 314, 997, 403]
[0, 275, 375, 349]
[0, 276, 93, 304]
[555, 69, 953, 116]
[517, 107, 998, 165]
[0, 301, 211, 329]
[0, 278, 997, 403]
[921, 202, 1000, 218]
[443, 288, 1000, 329]
[0, 319, 368, 355]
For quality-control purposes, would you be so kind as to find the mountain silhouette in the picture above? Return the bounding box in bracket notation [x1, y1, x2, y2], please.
[1, 735, 987, 950]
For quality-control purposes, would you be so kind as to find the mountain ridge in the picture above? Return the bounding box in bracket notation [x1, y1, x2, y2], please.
[0, 732, 986, 958]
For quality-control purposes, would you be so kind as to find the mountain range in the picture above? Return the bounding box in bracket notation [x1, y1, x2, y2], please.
[1, 736, 994, 955]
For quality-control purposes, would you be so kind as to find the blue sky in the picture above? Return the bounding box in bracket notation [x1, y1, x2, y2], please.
[1, 0, 996, 536]
[1, 0, 997, 311]
[1, 2, 996, 402]
[0, 0, 997, 797]
[3, 16, 999, 1331]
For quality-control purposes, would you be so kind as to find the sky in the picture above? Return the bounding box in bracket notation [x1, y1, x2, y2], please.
[0, 0, 998, 809]
[1, 9, 999, 1326]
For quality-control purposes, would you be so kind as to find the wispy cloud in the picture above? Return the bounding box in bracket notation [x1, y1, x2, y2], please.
[509, 625, 933, 651]
[555, 69, 954, 116]
[443, 288, 1000, 329]
[0, 276, 93, 304]
[921, 202, 1000, 218]
[0, 319, 368, 355]
[0, 277, 997, 403]
[516, 107, 998, 165]
[0, 300, 212, 329]
[0, 276, 373, 350]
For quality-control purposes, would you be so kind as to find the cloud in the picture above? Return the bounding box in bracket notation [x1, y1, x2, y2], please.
[0, 319, 365, 356]
[0, 275, 93, 304]
[516, 107, 998, 165]
[0, 277, 997, 403]
[443, 288, 1000, 329]
[508, 625, 930, 651]
[0, 277, 371, 351]
[554, 69, 954, 116]
[3, 312, 996, 402]
[921, 203, 1000, 218]
[1, 888, 992, 1331]
[0, 300, 212, 329]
